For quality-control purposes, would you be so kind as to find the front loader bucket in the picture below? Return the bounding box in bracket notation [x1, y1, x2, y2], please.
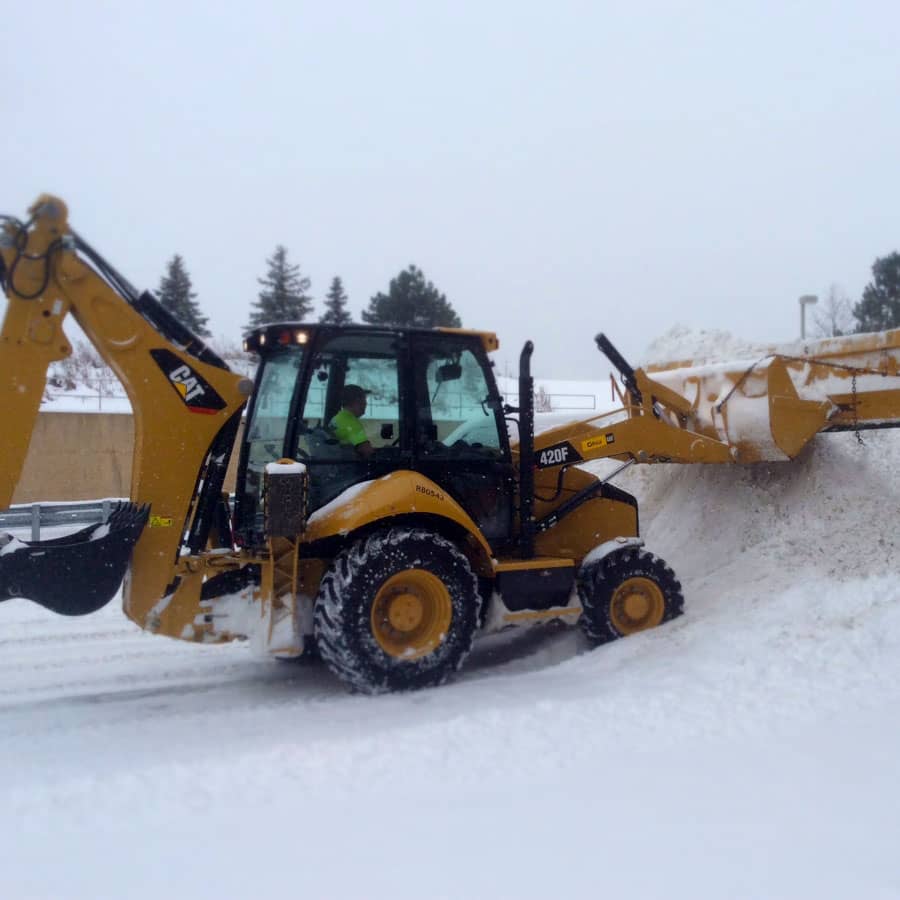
[0, 502, 149, 616]
[640, 328, 900, 462]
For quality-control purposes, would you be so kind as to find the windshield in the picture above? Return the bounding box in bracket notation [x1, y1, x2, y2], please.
[237, 345, 304, 541]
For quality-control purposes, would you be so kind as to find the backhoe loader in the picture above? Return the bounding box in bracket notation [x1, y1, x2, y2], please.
[2, 196, 900, 693]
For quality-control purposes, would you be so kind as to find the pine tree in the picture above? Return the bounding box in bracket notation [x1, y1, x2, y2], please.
[320, 276, 353, 325]
[362, 265, 461, 328]
[853, 252, 900, 333]
[156, 255, 210, 337]
[247, 245, 313, 330]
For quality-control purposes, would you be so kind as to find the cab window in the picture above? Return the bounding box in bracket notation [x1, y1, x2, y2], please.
[415, 344, 504, 459]
[294, 332, 402, 508]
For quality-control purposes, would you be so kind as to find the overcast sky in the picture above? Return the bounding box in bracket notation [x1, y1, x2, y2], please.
[4, 0, 898, 378]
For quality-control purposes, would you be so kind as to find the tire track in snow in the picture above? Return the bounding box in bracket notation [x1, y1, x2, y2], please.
[0, 626, 139, 647]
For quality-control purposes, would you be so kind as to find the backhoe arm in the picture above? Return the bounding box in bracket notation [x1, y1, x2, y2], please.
[0, 196, 250, 621]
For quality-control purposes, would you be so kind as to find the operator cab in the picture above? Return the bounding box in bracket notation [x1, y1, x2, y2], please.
[235, 324, 514, 550]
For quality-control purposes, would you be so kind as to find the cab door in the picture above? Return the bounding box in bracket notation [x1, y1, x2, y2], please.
[293, 330, 408, 511]
[410, 335, 514, 549]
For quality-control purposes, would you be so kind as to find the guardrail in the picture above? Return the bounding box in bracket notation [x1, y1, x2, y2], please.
[501, 392, 598, 412]
[0, 500, 121, 541]
[46, 392, 129, 410]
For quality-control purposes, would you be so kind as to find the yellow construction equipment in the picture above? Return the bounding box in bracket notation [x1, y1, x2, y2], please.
[2, 196, 899, 692]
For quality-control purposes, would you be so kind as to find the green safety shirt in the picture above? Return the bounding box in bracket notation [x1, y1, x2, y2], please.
[330, 408, 368, 447]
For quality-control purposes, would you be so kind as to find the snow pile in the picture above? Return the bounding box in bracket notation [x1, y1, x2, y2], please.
[641, 322, 771, 368]
[602, 430, 899, 637]
[628, 324, 899, 575]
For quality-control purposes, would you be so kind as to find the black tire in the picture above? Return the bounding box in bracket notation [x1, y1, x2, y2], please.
[577, 546, 683, 645]
[314, 528, 482, 694]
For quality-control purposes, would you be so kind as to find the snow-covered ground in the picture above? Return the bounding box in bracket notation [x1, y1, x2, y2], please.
[3, 323, 900, 899]
[1, 427, 898, 898]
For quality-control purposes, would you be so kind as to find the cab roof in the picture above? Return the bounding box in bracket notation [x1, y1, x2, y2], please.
[243, 322, 499, 355]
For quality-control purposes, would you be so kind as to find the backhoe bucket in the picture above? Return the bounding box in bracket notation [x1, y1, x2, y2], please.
[0, 502, 149, 616]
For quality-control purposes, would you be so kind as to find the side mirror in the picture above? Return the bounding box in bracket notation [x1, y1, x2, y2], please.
[380, 423, 394, 440]
[436, 363, 462, 384]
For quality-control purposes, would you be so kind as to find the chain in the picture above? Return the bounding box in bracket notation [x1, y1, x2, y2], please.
[777, 353, 889, 378]
[851, 372, 865, 446]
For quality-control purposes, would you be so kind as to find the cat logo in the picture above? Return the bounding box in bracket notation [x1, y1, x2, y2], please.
[169, 365, 204, 402]
[150, 349, 227, 415]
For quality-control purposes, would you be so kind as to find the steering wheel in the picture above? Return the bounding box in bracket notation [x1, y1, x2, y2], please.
[448, 439, 473, 456]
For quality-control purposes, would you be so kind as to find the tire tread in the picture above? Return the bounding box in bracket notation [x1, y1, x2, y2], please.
[577, 546, 684, 644]
[314, 527, 481, 693]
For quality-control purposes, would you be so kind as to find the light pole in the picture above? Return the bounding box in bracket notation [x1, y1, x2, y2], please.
[799, 294, 818, 340]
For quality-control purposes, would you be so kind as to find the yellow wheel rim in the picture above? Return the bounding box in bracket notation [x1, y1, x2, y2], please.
[609, 576, 665, 635]
[370, 569, 453, 660]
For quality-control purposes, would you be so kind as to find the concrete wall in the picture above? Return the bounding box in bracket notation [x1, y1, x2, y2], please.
[12, 413, 243, 503]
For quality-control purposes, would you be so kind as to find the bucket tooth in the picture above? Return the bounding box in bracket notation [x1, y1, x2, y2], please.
[0, 502, 149, 616]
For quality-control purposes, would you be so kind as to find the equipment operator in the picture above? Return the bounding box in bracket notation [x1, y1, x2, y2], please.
[330, 385, 374, 458]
